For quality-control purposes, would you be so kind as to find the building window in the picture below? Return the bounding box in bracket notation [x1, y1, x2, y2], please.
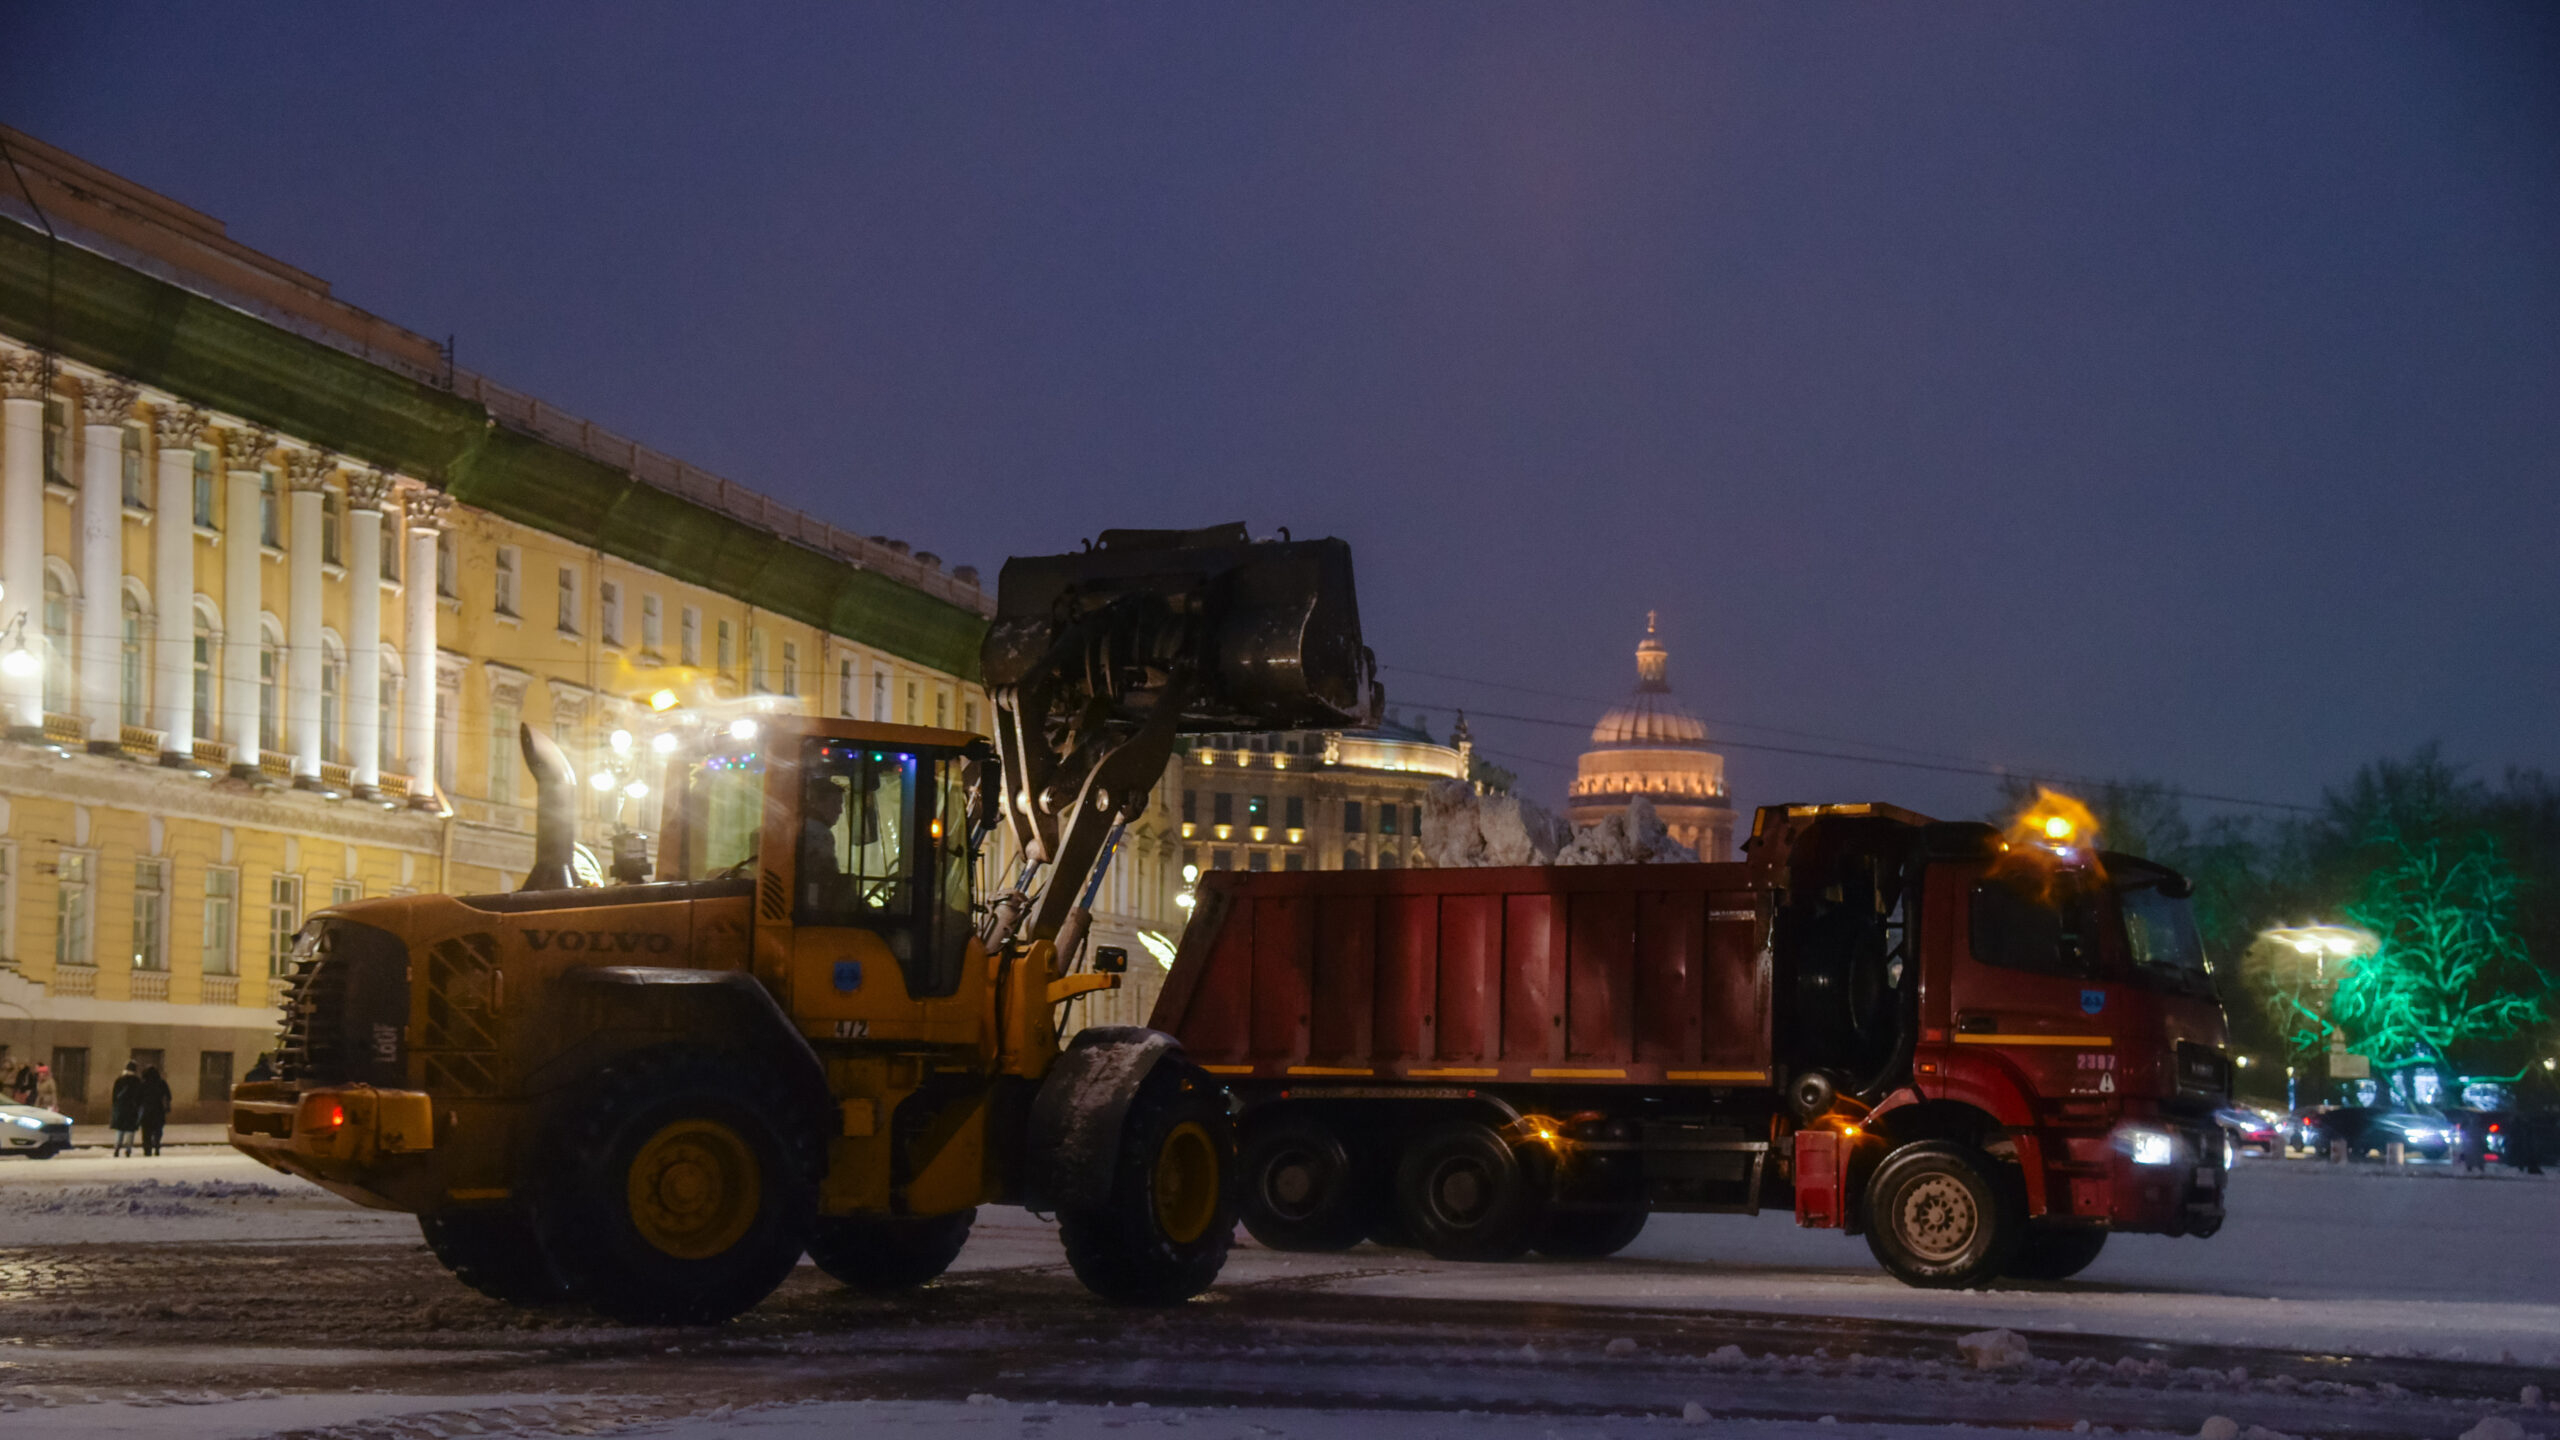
[1343, 800, 1364, 835]
[196, 1051, 232, 1104]
[747, 629, 766, 692]
[1247, 795, 1268, 825]
[488, 696, 519, 805]
[331, 879, 363, 907]
[1284, 853, 1306, 872]
[493, 546, 519, 617]
[963, 700, 978, 734]
[1212, 792, 1234, 825]
[1342, 849, 1365, 870]
[267, 873, 303, 977]
[320, 488, 344, 567]
[201, 868, 238, 977]
[1378, 851, 1402, 870]
[905, 681, 920, 725]
[934, 689, 949, 727]
[871, 672, 889, 722]
[641, 593, 663, 653]
[781, 641, 799, 697]
[1380, 804, 1399, 836]
[320, 644, 344, 763]
[556, 566, 580, 635]
[598, 579, 622, 647]
[1285, 796, 1305, 830]
[258, 625, 282, 754]
[130, 859, 167, 971]
[436, 531, 457, 599]
[192, 448, 216, 528]
[716, 619, 734, 675]
[55, 851, 92, 968]
[192, 613, 217, 743]
[1413, 804, 1424, 837]
[837, 659, 855, 717]
[41, 569, 70, 715]
[259, 472, 281, 548]
[380, 512, 402, 581]
[49, 1048, 88, 1107]
[121, 425, 146, 509]
[1248, 852, 1270, 873]
[1211, 849, 1234, 871]
[1181, 790, 1196, 823]
[680, 606, 701, 666]
[43, 399, 67, 488]
[119, 591, 148, 728]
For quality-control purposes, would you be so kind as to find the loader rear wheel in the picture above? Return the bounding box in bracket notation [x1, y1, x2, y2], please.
[1532, 1205, 1649, 1259]
[538, 1048, 820, 1325]
[1862, 1141, 2022, 1289]
[1395, 1121, 1549, 1261]
[807, 1209, 976, 1291]
[2005, 1220, 2108, 1280]
[1238, 1117, 1371, 1252]
[1059, 1061, 1235, 1305]
[419, 1210, 571, 1305]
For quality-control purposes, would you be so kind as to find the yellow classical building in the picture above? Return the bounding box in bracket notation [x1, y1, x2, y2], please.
[0, 129, 997, 1120]
[1568, 615, 1737, 858]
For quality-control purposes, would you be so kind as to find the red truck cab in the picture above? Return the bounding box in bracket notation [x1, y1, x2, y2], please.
[1154, 801, 2233, 1287]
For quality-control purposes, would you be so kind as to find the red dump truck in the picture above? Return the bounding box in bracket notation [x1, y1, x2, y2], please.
[1148, 801, 2233, 1287]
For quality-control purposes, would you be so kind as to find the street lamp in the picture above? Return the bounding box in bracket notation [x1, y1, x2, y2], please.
[2257, 924, 2378, 1108]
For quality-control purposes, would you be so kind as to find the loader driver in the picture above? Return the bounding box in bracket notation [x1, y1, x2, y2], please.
[798, 746, 916, 924]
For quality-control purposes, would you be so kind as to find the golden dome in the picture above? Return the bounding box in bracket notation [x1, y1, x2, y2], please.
[1589, 612, 1709, 748]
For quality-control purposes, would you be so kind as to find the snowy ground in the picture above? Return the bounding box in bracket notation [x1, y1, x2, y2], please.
[0, 1148, 2553, 1440]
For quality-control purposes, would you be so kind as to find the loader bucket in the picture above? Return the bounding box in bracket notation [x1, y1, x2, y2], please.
[983, 523, 1378, 733]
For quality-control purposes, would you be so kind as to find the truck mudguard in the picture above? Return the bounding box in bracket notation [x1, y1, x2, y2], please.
[530, 967, 832, 1124]
[1022, 1025, 1185, 1214]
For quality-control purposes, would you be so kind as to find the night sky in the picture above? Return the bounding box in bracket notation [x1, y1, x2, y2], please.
[8, 5, 2556, 847]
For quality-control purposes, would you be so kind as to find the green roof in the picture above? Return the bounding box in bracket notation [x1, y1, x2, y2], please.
[0, 216, 986, 681]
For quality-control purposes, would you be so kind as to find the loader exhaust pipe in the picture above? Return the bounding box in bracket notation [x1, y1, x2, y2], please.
[519, 723, 579, 892]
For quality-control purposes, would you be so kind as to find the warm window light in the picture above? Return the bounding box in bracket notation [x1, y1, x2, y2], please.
[649, 689, 679, 711]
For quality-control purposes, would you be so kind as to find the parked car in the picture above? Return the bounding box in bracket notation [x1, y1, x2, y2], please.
[1, 1101, 72, 1159]
[2215, 1105, 2281, 1157]
[2297, 1105, 2455, 1160]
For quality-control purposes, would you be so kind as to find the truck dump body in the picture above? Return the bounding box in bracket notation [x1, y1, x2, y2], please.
[1154, 865, 1777, 1087]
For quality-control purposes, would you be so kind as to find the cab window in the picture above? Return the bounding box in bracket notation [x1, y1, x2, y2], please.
[676, 750, 765, 881]
[797, 743, 915, 925]
[2119, 877, 2213, 996]
[1969, 872, 2099, 978]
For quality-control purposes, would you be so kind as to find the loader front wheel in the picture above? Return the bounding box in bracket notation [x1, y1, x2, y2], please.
[1059, 1061, 1235, 1305]
[420, 1209, 572, 1305]
[807, 1209, 976, 1291]
[539, 1048, 820, 1325]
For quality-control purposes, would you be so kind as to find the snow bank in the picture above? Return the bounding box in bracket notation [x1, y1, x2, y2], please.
[1422, 781, 1696, 868]
[1956, 1328, 2032, 1371]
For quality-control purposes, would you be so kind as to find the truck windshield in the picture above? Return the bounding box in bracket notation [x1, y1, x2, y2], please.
[2118, 878, 2212, 994]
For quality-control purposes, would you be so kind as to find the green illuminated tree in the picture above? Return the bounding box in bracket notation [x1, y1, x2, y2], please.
[2334, 833, 2548, 1077]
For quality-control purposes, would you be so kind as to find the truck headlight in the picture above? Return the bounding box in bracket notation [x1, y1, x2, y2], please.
[2115, 1126, 2178, 1166]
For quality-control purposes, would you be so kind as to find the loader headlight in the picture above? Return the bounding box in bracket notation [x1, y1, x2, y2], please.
[2115, 1125, 2178, 1166]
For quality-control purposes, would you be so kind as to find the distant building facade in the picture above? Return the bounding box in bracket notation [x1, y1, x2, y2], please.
[1179, 716, 1469, 878]
[0, 129, 1001, 1120]
[1568, 615, 1736, 857]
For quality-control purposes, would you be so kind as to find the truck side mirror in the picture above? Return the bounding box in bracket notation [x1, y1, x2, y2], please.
[1093, 945, 1129, 974]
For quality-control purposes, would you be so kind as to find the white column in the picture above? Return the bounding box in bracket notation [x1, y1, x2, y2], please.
[150, 403, 205, 761]
[78, 379, 137, 749]
[346, 470, 388, 793]
[0, 348, 45, 735]
[402, 488, 446, 805]
[219, 427, 268, 774]
[285, 451, 330, 785]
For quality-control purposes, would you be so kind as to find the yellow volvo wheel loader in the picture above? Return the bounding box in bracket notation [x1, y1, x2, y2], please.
[227, 525, 1376, 1323]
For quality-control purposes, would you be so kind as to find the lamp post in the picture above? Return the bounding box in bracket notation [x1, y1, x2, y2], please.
[2257, 924, 2378, 1105]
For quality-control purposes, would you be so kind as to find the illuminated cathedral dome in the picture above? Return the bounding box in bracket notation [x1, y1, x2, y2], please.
[1568, 614, 1738, 858]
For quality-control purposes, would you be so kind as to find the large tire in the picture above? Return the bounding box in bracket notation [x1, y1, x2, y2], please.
[807, 1209, 976, 1292]
[1862, 1141, 2022, 1289]
[1394, 1120, 1550, 1261]
[2007, 1221, 2108, 1280]
[1533, 1205, 1649, 1259]
[535, 1048, 822, 1325]
[420, 1210, 573, 1304]
[1058, 1060, 1236, 1305]
[1238, 1116, 1372, 1252]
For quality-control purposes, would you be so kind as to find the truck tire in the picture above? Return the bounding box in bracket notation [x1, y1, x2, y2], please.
[807, 1209, 975, 1291]
[1058, 1060, 1235, 1305]
[537, 1047, 822, 1325]
[420, 1210, 573, 1304]
[1238, 1117, 1371, 1252]
[1862, 1141, 2021, 1289]
[1394, 1121, 1550, 1261]
[2006, 1221, 2107, 1280]
[1532, 1206, 1649, 1259]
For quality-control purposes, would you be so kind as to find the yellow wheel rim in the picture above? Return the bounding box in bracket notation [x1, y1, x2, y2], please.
[625, 1118, 762, 1260]
[1152, 1120, 1220, 1245]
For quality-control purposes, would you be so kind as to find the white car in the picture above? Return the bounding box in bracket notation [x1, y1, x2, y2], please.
[1, 1101, 73, 1158]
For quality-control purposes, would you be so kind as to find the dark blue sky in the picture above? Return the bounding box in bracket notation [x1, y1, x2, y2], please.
[9, 4, 2556, 842]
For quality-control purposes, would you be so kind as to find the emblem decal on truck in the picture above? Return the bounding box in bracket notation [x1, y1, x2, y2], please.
[2081, 988, 2107, 1015]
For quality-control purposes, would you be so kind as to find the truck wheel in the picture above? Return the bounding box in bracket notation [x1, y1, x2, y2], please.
[1395, 1121, 1549, 1261]
[2007, 1221, 2107, 1280]
[1239, 1117, 1371, 1252]
[538, 1048, 821, 1325]
[420, 1210, 573, 1304]
[1532, 1206, 1649, 1259]
[1058, 1061, 1235, 1305]
[807, 1209, 976, 1291]
[1862, 1141, 2021, 1289]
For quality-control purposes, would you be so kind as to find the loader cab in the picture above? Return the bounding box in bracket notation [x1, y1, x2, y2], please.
[657, 716, 994, 1041]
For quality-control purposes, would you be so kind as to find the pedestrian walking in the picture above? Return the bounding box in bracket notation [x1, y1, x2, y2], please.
[2458, 1115, 2487, 1175]
[2, 1060, 26, 1104]
[109, 1061, 143, 1157]
[33, 1063, 58, 1112]
[138, 1064, 172, 1157]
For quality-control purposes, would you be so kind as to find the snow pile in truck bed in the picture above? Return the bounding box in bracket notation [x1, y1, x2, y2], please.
[1422, 781, 1697, 867]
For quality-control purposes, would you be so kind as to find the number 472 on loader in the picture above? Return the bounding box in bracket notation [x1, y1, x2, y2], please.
[228, 524, 1378, 1323]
